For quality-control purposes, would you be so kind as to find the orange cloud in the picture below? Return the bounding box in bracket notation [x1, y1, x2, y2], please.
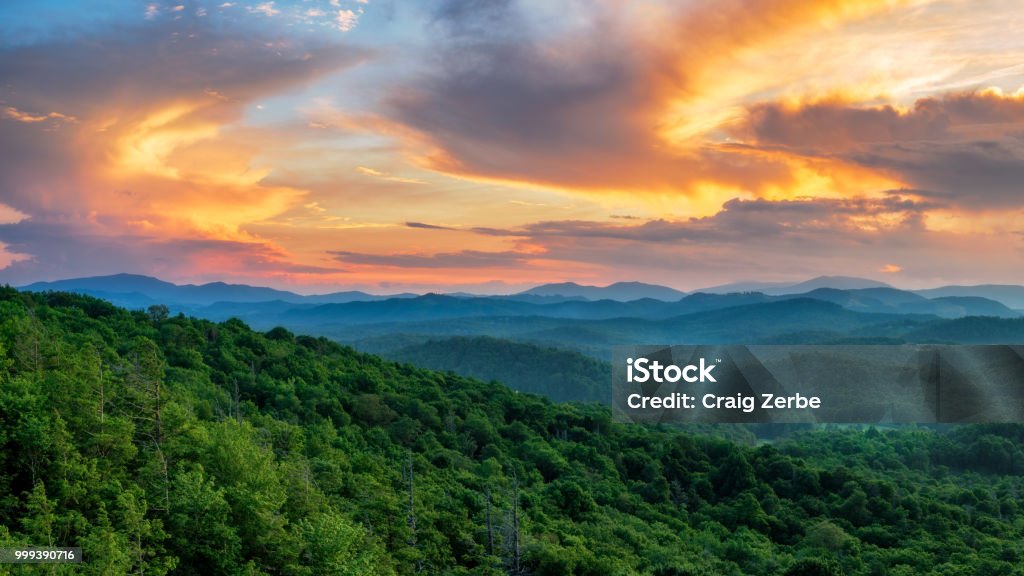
[384, 0, 929, 216]
[3, 105, 77, 125]
[0, 18, 363, 284]
[654, 0, 919, 142]
[738, 89, 1024, 150]
[732, 89, 1024, 210]
[0, 203, 27, 225]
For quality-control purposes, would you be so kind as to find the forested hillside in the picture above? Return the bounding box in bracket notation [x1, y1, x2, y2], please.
[1, 289, 1023, 575]
[384, 336, 609, 403]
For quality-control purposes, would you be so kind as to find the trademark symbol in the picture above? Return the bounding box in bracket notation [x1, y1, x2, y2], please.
[716, 358, 722, 363]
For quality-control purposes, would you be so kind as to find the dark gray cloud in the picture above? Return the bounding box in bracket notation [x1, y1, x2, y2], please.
[331, 249, 529, 269]
[429, 0, 518, 38]
[427, 194, 1019, 286]
[740, 92, 1024, 208]
[853, 139, 1024, 207]
[405, 221, 456, 230]
[386, 1, 798, 192]
[469, 196, 934, 244]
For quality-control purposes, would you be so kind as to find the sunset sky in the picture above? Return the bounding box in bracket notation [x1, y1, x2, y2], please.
[2, 0, 1024, 293]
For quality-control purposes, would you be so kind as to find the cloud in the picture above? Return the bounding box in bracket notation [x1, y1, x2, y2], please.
[405, 221, 456, 231]
[472, 196, 935, 243]
[249, 2, 280, 17]
[0, 13, 363, 283]
[315, 192, 1019, 289]
[452, 195, 1022, 287]
[742, 101, 948, 151]
[3, 105, 77, 125]
[0, 203, 27, 225]
[0, 219, 342, 285]
[356, 165, 423, 184]
[854, 140, 1024, 208]
[383, 0, 916, 203]
[737, 89, 1024, 208]
[331, 249, 532, 269]
[335, 9, 359, 32]
[741, 89, 1024, 150]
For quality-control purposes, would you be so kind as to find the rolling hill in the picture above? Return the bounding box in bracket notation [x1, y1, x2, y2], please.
[915, 284, 1024, 310]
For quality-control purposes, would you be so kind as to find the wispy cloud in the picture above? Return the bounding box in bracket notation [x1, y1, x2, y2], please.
[405, 222, 457, 231]
[249, 2, 280, 17]
[334, 9, 359, 32]
[356, 166, 422, 184]
[331, 249, 532, 269]
[3, 106, 77, 125]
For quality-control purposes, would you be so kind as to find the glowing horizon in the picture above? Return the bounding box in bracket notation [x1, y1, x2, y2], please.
[2, 0, 1024, 293]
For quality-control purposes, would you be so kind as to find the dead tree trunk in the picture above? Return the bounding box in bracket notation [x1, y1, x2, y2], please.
[510, 471, 521, 574]
[485, 485, 495, 557]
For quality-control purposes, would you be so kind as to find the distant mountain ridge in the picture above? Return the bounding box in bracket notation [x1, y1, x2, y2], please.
[517, 281, 687, 302]
[13, 276, 1024, 370]
[211, 287, 1018, 335]
[695, 275, 892, 295]
[15, 274, 1024, 327]
[914, 285, 1024, 310]
[19, 273, 413, 308]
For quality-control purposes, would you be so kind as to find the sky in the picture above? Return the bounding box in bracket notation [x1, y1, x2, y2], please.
[1, 0, 1024, 294]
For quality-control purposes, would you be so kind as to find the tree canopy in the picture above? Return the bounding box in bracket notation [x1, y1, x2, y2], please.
[1, 288, 1022, 575]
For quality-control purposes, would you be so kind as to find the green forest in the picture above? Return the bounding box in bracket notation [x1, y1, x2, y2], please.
[1, 288, 1023, 575]
[385, 336, 609, 403]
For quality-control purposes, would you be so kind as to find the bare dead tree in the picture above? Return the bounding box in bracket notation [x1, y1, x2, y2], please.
[485, 485, 495, 557]
[233, 377, 242, 423]
[509, 470, 521, 574]
[403, 452, 417, 547]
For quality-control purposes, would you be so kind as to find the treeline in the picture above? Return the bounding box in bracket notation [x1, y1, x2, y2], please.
[0, 289, 1022, 575]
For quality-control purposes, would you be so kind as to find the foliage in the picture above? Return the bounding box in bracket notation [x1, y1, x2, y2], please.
[0, 288, 1023, 574]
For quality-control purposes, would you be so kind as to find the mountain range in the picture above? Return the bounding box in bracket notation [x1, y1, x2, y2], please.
[20, 273, 416, 308]
[15, 273, 1024, 391]
[697, 275, 892, 295]
[21, 273, 1024, 307]
[17, 274, 1024, 324]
